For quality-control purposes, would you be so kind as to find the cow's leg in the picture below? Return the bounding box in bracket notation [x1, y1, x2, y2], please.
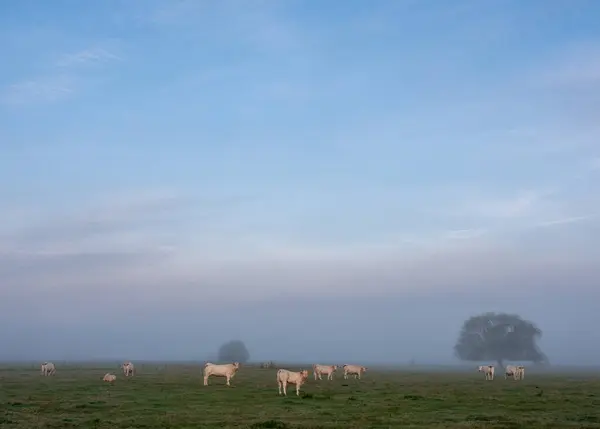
[278, 381, 282, 395]
[282, 381, 287, 396]
[203, 375, 209, 386]
[296, 384, 301, 396]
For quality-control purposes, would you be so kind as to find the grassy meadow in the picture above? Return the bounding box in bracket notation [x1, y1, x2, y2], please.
[1, 363, 600, 428]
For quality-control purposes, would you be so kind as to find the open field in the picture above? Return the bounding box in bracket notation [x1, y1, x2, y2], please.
[1, 364, 600, 428]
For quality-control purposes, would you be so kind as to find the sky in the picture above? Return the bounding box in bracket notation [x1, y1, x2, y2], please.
[1, 0, 600, 364]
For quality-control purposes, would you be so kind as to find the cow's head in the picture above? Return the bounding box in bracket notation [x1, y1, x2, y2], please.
[300, 370, 309, 379]
[232, 362, 240, 368]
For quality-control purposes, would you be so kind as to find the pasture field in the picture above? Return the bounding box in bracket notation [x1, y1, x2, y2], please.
[1, 364, 600, 428]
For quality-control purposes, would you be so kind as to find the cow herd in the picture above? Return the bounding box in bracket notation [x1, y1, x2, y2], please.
[201, 362, 368, 395]
[40, 361, 135, 384]
[39, 361, 525, 396]
[37, 361, 368, 396]
[478, 364, 525, 381]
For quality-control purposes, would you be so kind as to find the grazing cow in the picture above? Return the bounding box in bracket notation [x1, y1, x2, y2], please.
[261, 361, 274, 369]
[103, 373, 117, 383]
[478, 365, 495, 380]
[203, 362, 240, 386]
[277, 369, 309, 396]
[122, 361, 135, 377]
[41, 362, 56, 376]
[313, 364, 338, 381]
[505, 365, 518, 380]
[343, 364, 367, 379]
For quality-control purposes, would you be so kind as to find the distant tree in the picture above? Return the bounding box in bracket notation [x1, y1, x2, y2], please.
[454, 312, 547, 368]
[218, 340, 250, 363]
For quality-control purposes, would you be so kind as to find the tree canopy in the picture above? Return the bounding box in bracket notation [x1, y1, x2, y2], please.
[454, 312, 547, 367]
[217, 340, 250, 363]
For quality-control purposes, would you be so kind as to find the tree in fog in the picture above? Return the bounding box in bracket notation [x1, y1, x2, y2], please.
[218, 340, 250, 363]
[454, 312, 547, 368]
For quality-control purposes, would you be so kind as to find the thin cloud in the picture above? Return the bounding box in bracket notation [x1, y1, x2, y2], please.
[55, 47, 121, 67]
[534, 214, 596, 228]
[1, 75, 76, 105]
[1, 189, 188, 251]
[2, 43, 121, 106]
[450, 189, 549, 219]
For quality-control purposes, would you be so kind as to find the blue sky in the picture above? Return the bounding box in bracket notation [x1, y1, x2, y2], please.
[1, 0, 600, 364]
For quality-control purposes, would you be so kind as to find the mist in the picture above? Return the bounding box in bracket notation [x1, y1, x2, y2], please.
[3, 288, 599, 366]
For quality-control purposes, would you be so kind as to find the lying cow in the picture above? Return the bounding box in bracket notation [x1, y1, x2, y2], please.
[277, 369, 309, 396]
[203, 362, 240, 386]
[41, 362, 56, 376]
[103, 373, 117, 383]
[343, 364, 367, 379]
[313, 364, 337, 381]
[478, 365, 495, 380]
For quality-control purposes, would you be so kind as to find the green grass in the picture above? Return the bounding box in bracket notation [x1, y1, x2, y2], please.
[1, 364, 600, 428]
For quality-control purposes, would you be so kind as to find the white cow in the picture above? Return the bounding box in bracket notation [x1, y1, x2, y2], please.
[505, 365, 518, 380]
[122, 361, 135, 377]
[343, 364, 367, 379]
[507, 365, 524, 380]
[277, 369, 309, 396]
[313, 364, 338, 381]
[478, 365, 495, 380]
[103, 373, 117, 383]
[41, 362, 56, 376]
[203, 362, 240, 386]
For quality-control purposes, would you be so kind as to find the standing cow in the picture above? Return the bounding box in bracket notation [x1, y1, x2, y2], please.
[505, 365, 525, 380]
[277, 369, 309, 396]
[343, 364, 367, 379]
[122, 361, 135, 377]
[41, 362, 56, 376]
[478, 365, 495, 380]
[313, 364, 337, 380]
[203, 362, 240, 386]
